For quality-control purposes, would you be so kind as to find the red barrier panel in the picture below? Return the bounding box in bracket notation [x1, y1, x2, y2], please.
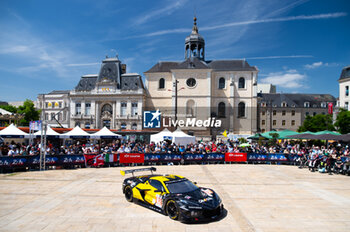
[119, 153, 145, 164]
[225, 153, 247, 162]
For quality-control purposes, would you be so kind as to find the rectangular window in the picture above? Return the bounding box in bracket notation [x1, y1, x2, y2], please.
[282, 110, 286, 116]
[51, 102, 55, 108]
[291, 110, 295, 116]
[51, 113, 55, 121]
[273, 120, 276, 126]
[345, 102, 349, 109]
[76, 103, 81, 115]
[121, 102, 127, 116]
[346, 86, 349, 96]
[282, 120, 286, 126]
[45, 113, 49, 120]
[59, 102, 62, 108]
[261, 111, 265, 116]
[262, 120, 265, 125]
[291, 120, 295, 126]
[131, 102, 138, 116]
[273, 110, 276, 116]
[313, 112, 317, 116]
[305, 112, 309, 116]
[85, 103, 91, 115]
[45, 102, 49, 108]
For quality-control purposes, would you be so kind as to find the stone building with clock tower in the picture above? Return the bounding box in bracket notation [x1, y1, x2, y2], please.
[144, 17, 259, 138]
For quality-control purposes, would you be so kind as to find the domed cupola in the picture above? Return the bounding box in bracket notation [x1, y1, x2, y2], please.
[185, 17, 205, 60]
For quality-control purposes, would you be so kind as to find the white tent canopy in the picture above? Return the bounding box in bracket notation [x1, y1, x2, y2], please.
[90, 126, 122, 139]
[60, 126, 91, 139]
[0, 123, 29, 138]
[172, 128, 196, 146]
[150, 128, 173, 144]
[33, 126, 61, 138]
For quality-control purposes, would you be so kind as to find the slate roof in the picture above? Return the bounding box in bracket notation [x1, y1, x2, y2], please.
[339, 65, 350, 81]
[120, 74, 144, 90]
[145, 57, 257, 73]
[75, 75, 98, 91]
[259, 93, 336, 108]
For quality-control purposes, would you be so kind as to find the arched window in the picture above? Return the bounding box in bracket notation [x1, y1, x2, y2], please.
[131, 123, 137, 130]
[101, 104, 112, 114]
[159, 78, 165, 89]
[281, 101, 287, 107]
[186, 100, 195, 117]
[85, 122, 91, 129]
[304, 102, 310, 108]
[238, 102, 245, 118]
[238, 77, 245, 89]
[218, 102, 226, 118]
[218, 77, 225, 89]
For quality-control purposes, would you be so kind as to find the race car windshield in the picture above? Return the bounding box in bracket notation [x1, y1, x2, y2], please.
[165, 180, 198, 194]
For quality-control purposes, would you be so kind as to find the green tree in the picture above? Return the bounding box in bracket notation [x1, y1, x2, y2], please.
[298, 114, 335, 132]
[334, 109, 350, 134]
[17, 100, 40, 126]
[0, 104, 17, 113]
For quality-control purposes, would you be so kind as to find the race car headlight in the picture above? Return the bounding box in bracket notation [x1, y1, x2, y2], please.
[215, 193, 222, 204]
[190, 211, 202, 217]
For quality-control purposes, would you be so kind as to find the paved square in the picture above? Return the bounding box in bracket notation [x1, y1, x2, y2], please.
[1, 165, 350, 232]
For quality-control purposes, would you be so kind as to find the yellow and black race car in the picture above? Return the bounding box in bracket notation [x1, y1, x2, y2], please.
[121, 167, 224, 222]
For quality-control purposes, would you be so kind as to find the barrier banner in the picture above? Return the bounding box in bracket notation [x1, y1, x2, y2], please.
[205, 153, 225, 161]
[84, 154, 97, 166]
[144, 154, 161, 163]
[162, 154, 182, 162]
[0, 155, 86, 169]
[247, 153, 268, 162]
[225, 153, 247, 162]
[184, 154, 204, 161]
[119, 153, 144, 164]
[0, 157, 27, 168]
[268, 154, 288, 162]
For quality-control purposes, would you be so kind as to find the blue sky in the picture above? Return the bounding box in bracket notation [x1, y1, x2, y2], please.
[0, 0, 349, 102]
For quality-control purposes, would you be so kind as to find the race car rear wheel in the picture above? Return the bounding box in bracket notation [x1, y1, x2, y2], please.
[124, 186, 133, 202]
[166, 200, 179, 220]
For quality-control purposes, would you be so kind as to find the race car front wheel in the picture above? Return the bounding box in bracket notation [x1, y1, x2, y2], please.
[124, 186, 133, 202]
[166, 200, 179, 220]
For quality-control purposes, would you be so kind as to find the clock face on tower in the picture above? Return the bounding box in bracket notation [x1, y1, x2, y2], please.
[186, 78, 196, 87]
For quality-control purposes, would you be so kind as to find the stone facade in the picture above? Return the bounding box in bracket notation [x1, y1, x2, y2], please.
[37, 56, 145, 130]
[144, 18, 258, 138]
[338, 65, 350, 110]
[258, 93, 336, 132]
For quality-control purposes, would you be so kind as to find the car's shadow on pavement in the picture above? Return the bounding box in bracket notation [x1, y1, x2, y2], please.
[181, 208, 228, 224]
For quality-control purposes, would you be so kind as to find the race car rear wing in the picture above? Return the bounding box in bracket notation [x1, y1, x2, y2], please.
[120, 167, 156, 176]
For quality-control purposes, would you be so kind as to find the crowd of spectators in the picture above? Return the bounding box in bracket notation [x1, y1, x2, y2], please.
[1, 138, 350, 175]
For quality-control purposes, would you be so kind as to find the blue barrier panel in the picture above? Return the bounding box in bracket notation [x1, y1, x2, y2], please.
[184, 154, 204, 161]
[247, 153, 268, 162]
[144, 154, 161, 163]
[205, 153, 225, 161]
[268, 154, 288, 162]
[162, 154, 182, 162]
[0, 154, 86, 169]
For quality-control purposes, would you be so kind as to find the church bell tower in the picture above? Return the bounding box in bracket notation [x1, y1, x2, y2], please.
[185, 17, 205, 60]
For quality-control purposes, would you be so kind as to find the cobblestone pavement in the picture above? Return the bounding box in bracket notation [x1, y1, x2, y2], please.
[1, 164, 350, 232]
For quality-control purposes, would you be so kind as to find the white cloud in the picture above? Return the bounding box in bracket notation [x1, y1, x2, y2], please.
[260, 69, 306, 89]
[304, 61, 340, 69]
[134, 0, 187, 25]
[136, 12, 347, 38]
